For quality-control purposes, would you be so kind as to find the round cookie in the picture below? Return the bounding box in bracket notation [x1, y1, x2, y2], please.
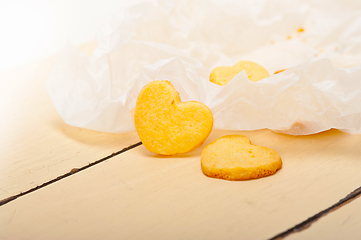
[210, 60, 270, 86]
[134, 80, 213, 155]
[201, 135, 282, 180]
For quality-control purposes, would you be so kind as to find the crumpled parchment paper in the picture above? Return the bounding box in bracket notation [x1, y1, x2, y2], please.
[46, 0, 361, 135]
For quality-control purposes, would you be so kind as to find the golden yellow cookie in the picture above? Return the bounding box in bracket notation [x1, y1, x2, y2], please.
[134, 80, 213, 155]
[210, 61, 270, 86]
[201, 135, 282, 180]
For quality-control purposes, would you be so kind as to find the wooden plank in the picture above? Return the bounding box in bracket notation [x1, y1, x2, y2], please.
[287, 194, 361, 240]
[1, 128, 360, 239]
[0, 41, 140, 200]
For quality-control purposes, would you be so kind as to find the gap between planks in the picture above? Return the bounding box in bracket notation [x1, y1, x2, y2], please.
[0, 142, 142, 206]
[269, 185, 361, 240]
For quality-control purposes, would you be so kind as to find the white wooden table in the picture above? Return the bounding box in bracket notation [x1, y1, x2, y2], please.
[1, 42, 360, 240]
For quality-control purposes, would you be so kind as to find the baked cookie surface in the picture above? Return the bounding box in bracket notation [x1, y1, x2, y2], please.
[134, 80, 213, 155]
[210, 60, 270, 86]
[201, 135, 282, 180]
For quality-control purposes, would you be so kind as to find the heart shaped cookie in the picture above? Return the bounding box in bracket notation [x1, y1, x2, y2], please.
[201, 135, 282, 180]
[210, 60, 270, 86]
[134, 80, 213, 155]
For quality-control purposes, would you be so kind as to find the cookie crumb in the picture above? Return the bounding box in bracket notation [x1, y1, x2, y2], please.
[274, 69, 286, 74]
[70, 168, 79, 174]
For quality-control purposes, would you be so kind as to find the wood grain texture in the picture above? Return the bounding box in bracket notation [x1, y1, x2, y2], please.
[0, 41, 140, 200]
[1, 128, 361, 240]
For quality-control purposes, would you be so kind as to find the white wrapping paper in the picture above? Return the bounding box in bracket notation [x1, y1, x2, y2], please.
[46, 0, 361, 135]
